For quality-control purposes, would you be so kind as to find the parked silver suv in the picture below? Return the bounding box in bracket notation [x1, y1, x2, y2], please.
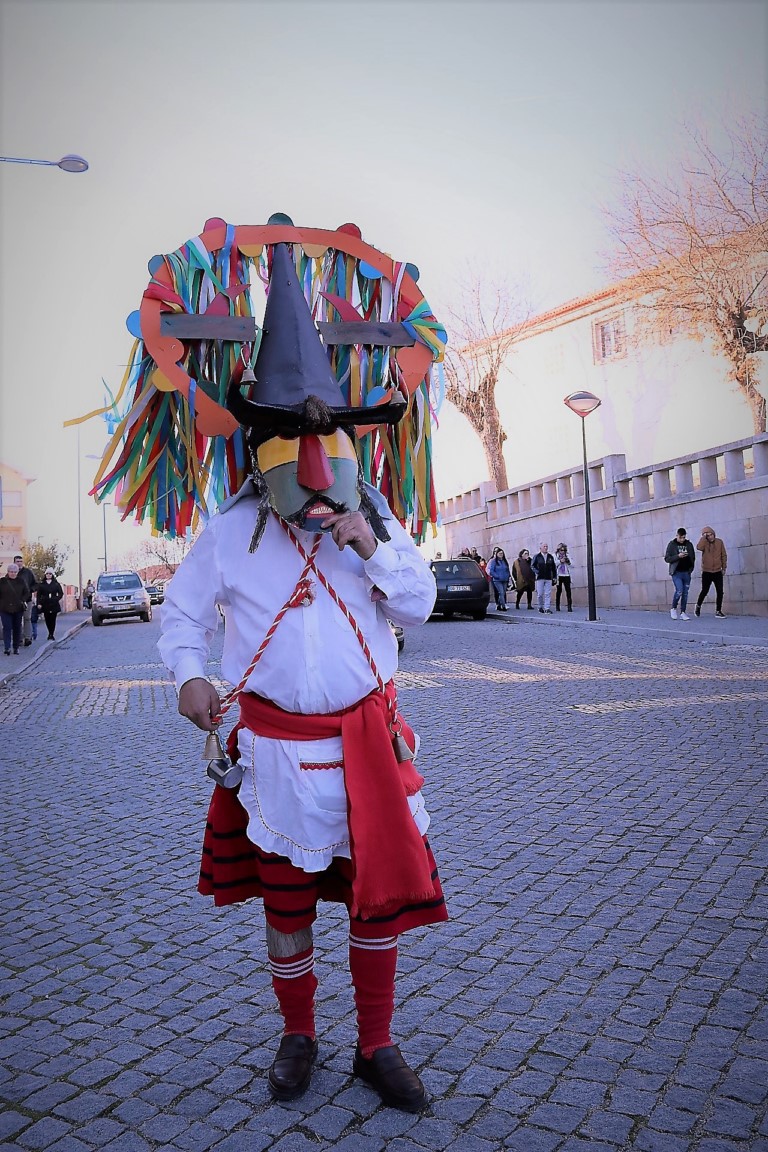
[91, 571, 152, 626]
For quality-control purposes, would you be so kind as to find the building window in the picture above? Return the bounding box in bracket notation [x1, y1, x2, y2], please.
[593, 313, 626, 362]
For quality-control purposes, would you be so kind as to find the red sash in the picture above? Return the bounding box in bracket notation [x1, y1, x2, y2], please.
[229, 686, 437, 920]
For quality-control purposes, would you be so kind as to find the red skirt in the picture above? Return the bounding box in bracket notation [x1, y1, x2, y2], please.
[198, 785, 448, 934]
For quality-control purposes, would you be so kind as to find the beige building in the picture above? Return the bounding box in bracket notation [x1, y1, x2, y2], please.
[487, 281, 767, 492]
[0, 462, 34, 571]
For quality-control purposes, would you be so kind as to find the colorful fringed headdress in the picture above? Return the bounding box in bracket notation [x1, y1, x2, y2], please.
[70, 213, 446, 542]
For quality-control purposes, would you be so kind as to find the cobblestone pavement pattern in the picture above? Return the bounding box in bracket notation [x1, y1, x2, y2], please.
[1, 610, 767, 1152]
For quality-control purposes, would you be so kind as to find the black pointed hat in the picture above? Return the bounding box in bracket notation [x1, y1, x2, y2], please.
[227, 243, 406, 434]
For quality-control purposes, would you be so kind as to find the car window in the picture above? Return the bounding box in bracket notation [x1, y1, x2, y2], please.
[97, 574, 142, 591]
[431, 561, 482, 578]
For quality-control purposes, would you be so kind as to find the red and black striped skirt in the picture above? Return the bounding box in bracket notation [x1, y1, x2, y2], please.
[198, 785, 448, 934]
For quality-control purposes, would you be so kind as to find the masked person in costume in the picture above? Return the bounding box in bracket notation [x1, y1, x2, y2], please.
[158, 244, 447, 1112]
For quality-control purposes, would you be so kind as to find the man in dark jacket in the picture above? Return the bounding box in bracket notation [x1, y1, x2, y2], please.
[13, 554, 37, 646]
[664, 528, 696, 621]
[0, 563, 26, 654]
[532, 543, 557, 614]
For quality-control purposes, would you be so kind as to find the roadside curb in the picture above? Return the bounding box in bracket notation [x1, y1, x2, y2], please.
[0, 618, 91, 689]
[487, 609, 768, 648]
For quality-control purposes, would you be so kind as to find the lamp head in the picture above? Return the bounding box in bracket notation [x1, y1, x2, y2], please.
[564, 391, 601, 418]
[57, 154, 89, 173]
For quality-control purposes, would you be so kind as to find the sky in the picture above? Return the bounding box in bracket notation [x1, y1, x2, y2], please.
[1, 0, 766, 583]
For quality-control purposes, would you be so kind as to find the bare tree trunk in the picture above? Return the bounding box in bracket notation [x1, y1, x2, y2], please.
[736, 359, 767, 434]
[482, 400, 509, 492]
[721, 344, 767, 434]
[446, 370, 509, 492]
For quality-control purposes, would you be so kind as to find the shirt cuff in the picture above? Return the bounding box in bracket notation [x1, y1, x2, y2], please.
[362, 539, 399, 594]
[173, 655, 210, 694]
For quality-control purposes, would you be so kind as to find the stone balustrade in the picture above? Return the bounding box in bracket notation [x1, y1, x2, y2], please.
[612, 436, 766, 509]
[439, 435, 768, 616]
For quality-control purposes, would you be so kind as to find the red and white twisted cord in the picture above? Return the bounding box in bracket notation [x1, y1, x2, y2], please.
[215, 532, 323, 721]
[277, 519, 401, 732]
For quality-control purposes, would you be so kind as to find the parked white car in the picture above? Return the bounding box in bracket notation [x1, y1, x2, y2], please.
[91, 571, 152, 626]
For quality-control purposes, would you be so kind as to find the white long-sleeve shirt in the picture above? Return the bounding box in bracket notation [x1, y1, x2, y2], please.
[158, 482, 437, 870]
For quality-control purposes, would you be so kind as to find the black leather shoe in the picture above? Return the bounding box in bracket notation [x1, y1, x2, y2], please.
[353, 1044, 427, 1112]
[268, 1034, 317, 1100]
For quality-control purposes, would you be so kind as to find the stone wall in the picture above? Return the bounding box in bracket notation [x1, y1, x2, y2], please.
[440, 435, 768, 616]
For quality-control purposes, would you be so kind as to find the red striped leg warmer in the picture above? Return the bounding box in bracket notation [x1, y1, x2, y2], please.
[268, 946, 317, 1038]
[349, 930, 398, 1057]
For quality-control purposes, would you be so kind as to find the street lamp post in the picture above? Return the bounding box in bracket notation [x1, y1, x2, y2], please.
[84, 454, 110, 574]
[0, 153, 89, 173]
[102, 502, 110, 572]
[564, 391, 602, 622]
[76, 429, 84, 609]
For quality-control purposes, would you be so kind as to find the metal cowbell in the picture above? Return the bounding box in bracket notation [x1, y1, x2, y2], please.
[203, 730, 226, 760]
[392, 733, 415, 763]
[203, 728, 244, 789]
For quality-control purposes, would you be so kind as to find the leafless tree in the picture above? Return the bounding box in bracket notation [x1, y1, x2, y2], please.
[605, 115, 768, 432]
[443, 277, 534, 492]
[118, 535, 193, 579]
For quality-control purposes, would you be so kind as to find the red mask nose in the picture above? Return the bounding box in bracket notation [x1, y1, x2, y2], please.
[297, 434, 335, 491]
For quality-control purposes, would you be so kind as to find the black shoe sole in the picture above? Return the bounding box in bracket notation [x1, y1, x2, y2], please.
[268, 1075, 313, 1102]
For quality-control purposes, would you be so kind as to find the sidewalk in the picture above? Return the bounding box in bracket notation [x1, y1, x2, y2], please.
[491, 603, 768, 646]
[0, 609, 91, 687]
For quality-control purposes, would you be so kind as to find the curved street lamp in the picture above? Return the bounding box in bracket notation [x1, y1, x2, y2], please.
[0, 153, 89, 173]
[564, 391, 602, 621]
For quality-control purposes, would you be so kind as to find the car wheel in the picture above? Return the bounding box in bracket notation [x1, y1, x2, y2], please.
[141, 610, 152, 623]
[472, 610, 487, 620]
[92, 613, 103, 627]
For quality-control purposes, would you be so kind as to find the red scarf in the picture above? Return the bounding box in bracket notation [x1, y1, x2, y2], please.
[229, 686, 437, 920]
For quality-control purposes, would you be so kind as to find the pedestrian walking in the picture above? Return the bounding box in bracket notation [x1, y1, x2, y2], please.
[532, 543, 557, 613]
[664, 527, 695, 620]
[0, 563, 26, 654]
[158, 241, 447, 1113]
[37, 568, 64, 639]
[30, 599, 40, 641]
[487, 548, 511, 611]
[487, 548, 500, 606]
[512, 549, 535, 609]
[554, 543, 573, 611]
[694, 527, 728, 618]
[13, 554, 37, 646]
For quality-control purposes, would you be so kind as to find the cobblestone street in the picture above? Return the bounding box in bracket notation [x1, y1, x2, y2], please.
[1, 610, 767, 1152]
